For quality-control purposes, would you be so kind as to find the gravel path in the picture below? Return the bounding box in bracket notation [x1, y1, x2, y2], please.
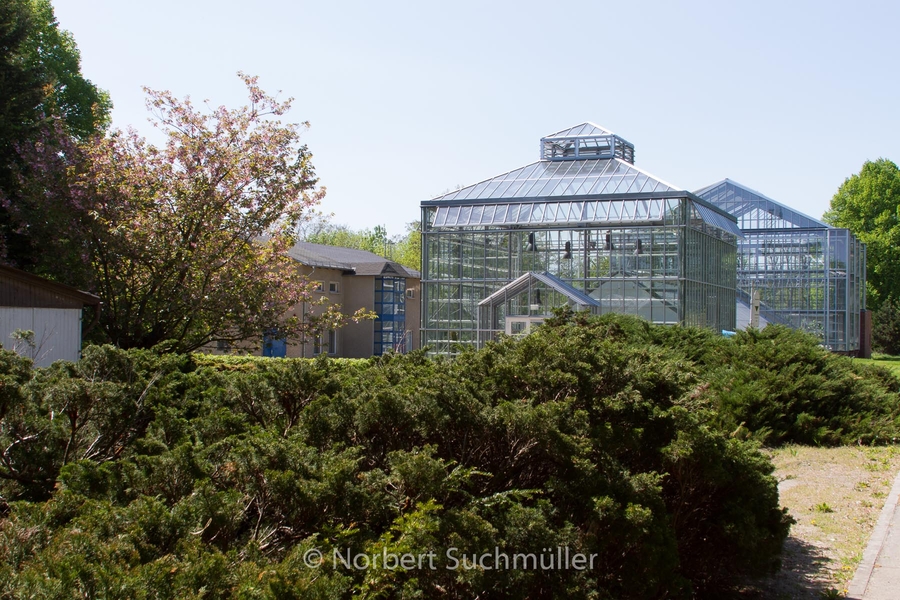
[735, 445, 900, 599]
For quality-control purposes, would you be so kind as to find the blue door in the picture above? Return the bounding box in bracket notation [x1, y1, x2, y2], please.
[262, 331, 287, 358]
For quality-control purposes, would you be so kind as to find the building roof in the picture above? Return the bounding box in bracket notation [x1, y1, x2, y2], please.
[543, 122, 617, 138]
[478, 271, 600, 310]
[0, 264, 101, 307]
[422, 122, 742, 238]
[286, 242, 420, 278]
[427, 157, 676, 204]
[695, 179, 829, 230]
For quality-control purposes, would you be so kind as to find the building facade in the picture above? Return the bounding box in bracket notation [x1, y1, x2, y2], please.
[696, 180, 866, 352]
[420, 123, 740, 355]
[250, 243, 420, 358]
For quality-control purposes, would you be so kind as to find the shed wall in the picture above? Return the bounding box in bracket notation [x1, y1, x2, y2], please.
[0, 307, 84, 366]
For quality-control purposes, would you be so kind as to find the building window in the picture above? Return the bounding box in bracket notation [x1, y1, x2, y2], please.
[374, 276, 406, 355]
[313, 281, 324, 292]
[329, 281, 340, 293]
[406, 288, 415, 299]
[314, 329, 337, 355]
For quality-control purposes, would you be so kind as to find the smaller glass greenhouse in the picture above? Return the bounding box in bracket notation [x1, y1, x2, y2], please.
[696, 180, 866, 352]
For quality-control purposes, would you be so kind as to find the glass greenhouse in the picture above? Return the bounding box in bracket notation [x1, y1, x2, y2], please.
[420, 123, 740, 355]
[696, 180, 866, 352]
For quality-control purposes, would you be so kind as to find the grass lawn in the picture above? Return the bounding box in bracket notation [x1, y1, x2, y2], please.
[854, 353, 900, 378]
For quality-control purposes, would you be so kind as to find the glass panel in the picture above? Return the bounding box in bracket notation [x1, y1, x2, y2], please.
[516, 204, 532, 222]
[615, 175, 637, 194]
[634, 200, 648, 219]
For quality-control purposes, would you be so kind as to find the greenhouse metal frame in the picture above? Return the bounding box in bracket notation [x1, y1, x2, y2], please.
[420, 123, 740, 355]
[696, 180, 866, 352]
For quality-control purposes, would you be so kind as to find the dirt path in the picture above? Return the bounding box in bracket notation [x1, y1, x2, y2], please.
[737, 445, 900, 599]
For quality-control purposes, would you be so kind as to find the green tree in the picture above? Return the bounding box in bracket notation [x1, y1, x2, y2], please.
[0, 0, 45, 167]
[824, 158, 900, 309]
[393, 220, 421, 272]
[0, 0, 111, 272]
[304, 222, 389, 256]
[872, 296, 900, 355]
[17, 0, 112, 139]
[302, 221, 421, 271]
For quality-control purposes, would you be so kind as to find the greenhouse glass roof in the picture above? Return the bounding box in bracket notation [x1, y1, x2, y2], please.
[432, 197, 675, 227]
[429, 157, 676, 203]
[544, 123, 615, 138]
[424, 123, 741, 237]
[695, 179, 828, 230]
[478, 271, 600, 310]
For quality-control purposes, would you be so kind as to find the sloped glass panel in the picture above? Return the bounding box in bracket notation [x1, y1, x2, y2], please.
[531, 204, 545, 221]
[544, 203, 559, 221]
[517, 204, 533, 223]
[550, 178, 575, 196]
[575, 176, 599, 195]
[566, 172, 591, 195]
[613, 162, 631, 176]
[529, 165, 563, 197]
[634, 200, 648, 219]
[599, 177, 622, 194]
[459, 206, 472, 224]
[490, 177, 519, 199]
[516, 166, 552, 197]
[481, 181, 501, 198]
[482, 205, 495, 224]
[587, 177, 607, 195]
[632, 173, 648, 193]
[466, 182, 491, 199]
[447, 206, 460, 224]
[470, 206, 483, 224]
[545, 123, 613, 138]
[492, 164, 537, 198]
[492, 205, 507, 223]
[616, 175, 636, 194]
[453, 185, 475, 201]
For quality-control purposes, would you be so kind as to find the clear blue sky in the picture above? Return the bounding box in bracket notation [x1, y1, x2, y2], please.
[53, 0, 900, 236]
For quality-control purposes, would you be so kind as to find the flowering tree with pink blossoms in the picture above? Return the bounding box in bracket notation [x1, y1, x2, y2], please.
[8, 74, 368, 352]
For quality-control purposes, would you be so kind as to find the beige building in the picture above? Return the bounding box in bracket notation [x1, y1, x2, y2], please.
[251, 243, 420, 358]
